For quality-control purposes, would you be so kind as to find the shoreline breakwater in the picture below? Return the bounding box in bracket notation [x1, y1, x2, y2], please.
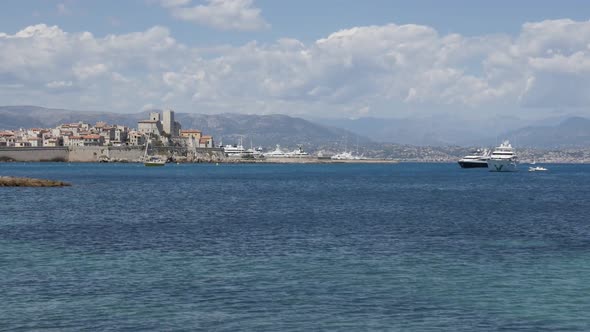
[0, 146, 225, 163]
[0, 147, 399, 164]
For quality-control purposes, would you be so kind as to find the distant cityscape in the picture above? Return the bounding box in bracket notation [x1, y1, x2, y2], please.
[1, 108, 590, 163]
[0, 109, 214, 149]
[364, 144, 590, 164]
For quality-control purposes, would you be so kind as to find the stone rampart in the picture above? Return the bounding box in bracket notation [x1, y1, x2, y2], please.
[0, 147, 69, 162]
[68, 146, 145, 162]
[0, 146, 225, 162]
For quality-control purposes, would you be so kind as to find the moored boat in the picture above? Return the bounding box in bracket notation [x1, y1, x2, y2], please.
[487, 140, 518, 172]
[142, 139, 166, 166]
[458, 149, 490, 168]
[222, 137, 249, 157]
[144, 156, 166, 166]
[264, 145, 287, 158]
[330, 151, 364, 160]
[528, 166, 548, 172]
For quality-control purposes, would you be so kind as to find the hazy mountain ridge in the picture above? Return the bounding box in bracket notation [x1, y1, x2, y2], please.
[0, 105, 143, 128]
[314, 115, 590, 148]
[2, 106, 590, 148]
[176, 113, 370, 148]
[312, 115, 525, 146]
[315, 117, 465, 146]
[503, 116, 590, 148]
[0, 106, 367, 149]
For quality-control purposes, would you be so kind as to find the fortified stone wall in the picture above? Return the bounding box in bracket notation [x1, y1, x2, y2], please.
[0, 146, 225, 162]
[67, 146, 105, 162]
[0, 147, 69, 162]
[68, 146, 145, 162]
[107, 146, 146, 162]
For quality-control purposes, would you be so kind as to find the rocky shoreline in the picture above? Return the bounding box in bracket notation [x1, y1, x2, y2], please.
[0, 176, 71, 187]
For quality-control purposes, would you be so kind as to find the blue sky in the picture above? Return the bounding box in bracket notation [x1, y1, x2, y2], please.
[1, 0, 590, 122]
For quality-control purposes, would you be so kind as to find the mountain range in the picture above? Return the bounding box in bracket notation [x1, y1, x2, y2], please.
[1, 105, 590, 148]
[0, 106, 366, 150]
[314, 116, 480, 146]
[503, 116, 590, 148]
[314, 115, 590, 148]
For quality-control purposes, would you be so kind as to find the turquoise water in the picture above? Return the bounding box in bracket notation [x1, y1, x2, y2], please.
[1, 163, 590, 331]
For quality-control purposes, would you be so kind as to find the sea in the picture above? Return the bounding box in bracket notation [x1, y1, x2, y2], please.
[1, 162, 590, 331]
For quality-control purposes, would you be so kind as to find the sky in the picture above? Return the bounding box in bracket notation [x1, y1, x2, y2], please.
[1, 0, 590, 122]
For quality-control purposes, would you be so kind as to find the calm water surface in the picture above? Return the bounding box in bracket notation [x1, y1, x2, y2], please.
[1, 163, 590, 331]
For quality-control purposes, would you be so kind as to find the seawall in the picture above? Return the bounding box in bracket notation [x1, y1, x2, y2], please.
[0, 147, 69, 162]
[68, 146, 144, 162]
[0, 146, 225, 162]
[0, 147, 398, 164]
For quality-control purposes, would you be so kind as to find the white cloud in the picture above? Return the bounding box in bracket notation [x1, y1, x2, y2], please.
[46, 80, 73, 89]
[168, 0, 269, 31]
[2, 20, 590, 117]
[73, 64, 108, 80]
[141, 103, 157, 111]
[528, 51, 590, 73]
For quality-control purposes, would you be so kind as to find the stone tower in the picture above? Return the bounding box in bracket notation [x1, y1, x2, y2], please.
[163, 109, 174, 136]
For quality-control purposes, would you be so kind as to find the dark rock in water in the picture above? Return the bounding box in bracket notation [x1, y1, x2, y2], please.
[0, 176, 71, 187]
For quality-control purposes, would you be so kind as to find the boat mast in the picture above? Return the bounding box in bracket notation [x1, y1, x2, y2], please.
[144, 137, 149, 157]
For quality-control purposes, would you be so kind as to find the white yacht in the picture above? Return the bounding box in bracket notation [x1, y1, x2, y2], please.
[487, 140, 518, 172]
[458, 149, 490, 168]
[264, 145, 288, 158]
[331, 151, 363, 160]
[245, 146, 264, 159]
[222, 138, 253, 158]
[286, 145, 310, 158]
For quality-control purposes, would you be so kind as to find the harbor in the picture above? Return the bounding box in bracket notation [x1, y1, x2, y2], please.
[0, 109, 399, 165]
[2, 109, 590, 164]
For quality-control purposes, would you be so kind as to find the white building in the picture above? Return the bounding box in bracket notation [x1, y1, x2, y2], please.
[15, 141, 32, 147]
[83, 134, 104, 146]
[128, 131, 146, 146]
[43, 137, 60, 147]
[138, 120, 163, 136]
[27, 137, 42, 147]
[65, 136, 85, 147]
[112, 126, 128, 145]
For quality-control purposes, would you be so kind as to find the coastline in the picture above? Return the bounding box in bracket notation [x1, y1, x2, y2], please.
[2, 146, 590, 164]
[4, 158, 590, 164]
[220, 157, 400, 164]
[0, 146, 401, 164]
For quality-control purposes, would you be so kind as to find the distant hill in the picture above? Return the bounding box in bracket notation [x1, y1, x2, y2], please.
[4, 105, 588, 149]
[0, 106, 368, 150]
[314, 114, 590, 148]
[503, 116, 590, 148]
[317, 117, 458, 146]
[0, 105, 143, 128]
[176, 113, 370, 149]
[313, 116, 525, 146]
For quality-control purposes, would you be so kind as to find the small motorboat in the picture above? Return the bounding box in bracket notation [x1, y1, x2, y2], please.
[144, 156, 166, 167]
[528, 166, 548, 172]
